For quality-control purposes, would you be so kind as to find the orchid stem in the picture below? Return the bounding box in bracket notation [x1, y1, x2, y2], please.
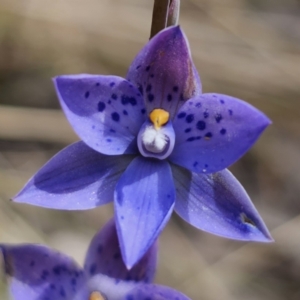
[150, 0, 170, 39]
[167, 0, 180, 27]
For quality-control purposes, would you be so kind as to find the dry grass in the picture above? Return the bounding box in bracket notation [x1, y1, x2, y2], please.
[0, 0, 300, 299]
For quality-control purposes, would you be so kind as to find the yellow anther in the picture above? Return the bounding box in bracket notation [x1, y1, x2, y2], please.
[149, 109, 170, 129]
[89, 291, 106, 300]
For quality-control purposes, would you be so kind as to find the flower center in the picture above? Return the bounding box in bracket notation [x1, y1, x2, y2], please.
[137, 108, 175, 160]
[89, 291, 107, 300]
[149, 108, 170, 129]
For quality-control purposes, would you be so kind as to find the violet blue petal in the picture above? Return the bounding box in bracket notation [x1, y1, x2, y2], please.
[170, 93, 271, 173]
[13, 142, 134, 209]
[54, 75, 146, 155]
[122, 284, 191, 300]
[0, 244, 85, 300]
[127, 26, 201, 119]
[84, 218, 157, 283]
[114, 156, 175, 268]
[172, 165, 273, 242]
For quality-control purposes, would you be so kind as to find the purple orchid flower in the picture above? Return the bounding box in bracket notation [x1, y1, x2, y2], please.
[0, 219, 190, 300]
[13, 26, 272, 268]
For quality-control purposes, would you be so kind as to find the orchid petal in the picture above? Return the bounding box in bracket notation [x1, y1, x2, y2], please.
[0, 244, 85, 300]
[127, 26, 201, 119]
[172, 165, 273, 242]
[170, 93, 271, 173]
[54, 75, 146, 155]
[122, 284, 191, 300]
[13, 142, 134, 210]
[114, 157, 175, 268]
[84, 219, 157, 283]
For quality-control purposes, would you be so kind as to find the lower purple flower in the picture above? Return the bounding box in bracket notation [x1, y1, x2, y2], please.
[0, 219, 190, 300]
[13, 26, 273, 268]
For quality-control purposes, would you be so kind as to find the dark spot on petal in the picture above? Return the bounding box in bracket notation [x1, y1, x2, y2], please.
[173, 86, 179, 92]
[60, 286, 66, 298]
[123, 110, 128, 115]
[106, 138, 112, 142]
[220, 128, 226, 135]
[109, 82, 115, 87]
[220, 99, 225, 104]
[193, 161, 198, 167]
[71, 278, 77, 286]
[113, 252, 121, 260]
[136, 65, 141, 69]
[185, 128, 191, 133]
[89, 263, 97, 275]
[110, 129, 116, 133]
[96, 82, 100, 86]
[97, 244, 103, 253]
[186, 114, 194, 123]
[215, 113, 223, 123]
[196, 120, 206, 130]
[177, 112, 186, 119]
[195, 102, 201, 108]
[148, 94, 154, 102]
[41, 270, 49, 280]
[111, 112, 120, 122]
[121, 95, 137, 106]
[187, 137, 195, 142]
[108, 100, 111, 104]
[121, 95, 129, 105]
[129, 97, 137, 106]
[167, 94, 172, 102]
[85, 91, 90, 98]
[146, 84, 152, 92]
[98, 102, 105, 112]
[205, 132, 212, 139]
[50, 284, 56, 290]
[53, 265, 61, 275]
[228, 109, 233, 116]
[141, 108, 146, 114]
[203, 111, 209, 118]
[138, 85, 143, 95]
[150, 74, 154, 78]
[146, 65, 151, 71]
[111, 93, 117, 100]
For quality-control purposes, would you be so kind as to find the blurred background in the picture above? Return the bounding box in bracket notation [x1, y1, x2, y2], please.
[0, 0, 300, 299]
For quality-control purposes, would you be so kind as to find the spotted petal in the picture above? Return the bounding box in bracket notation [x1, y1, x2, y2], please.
[172, 165, 272, 242]
[0, 244, 85, 300]
[170, 93, 271, 173]
[84, 219, 157, 283]
[13, 142, 134, 210]
[122, 284, 191, 300]
[127, 26, 201, 118]
[114, 156, 175, 268]
[54, 75, 146, 155]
